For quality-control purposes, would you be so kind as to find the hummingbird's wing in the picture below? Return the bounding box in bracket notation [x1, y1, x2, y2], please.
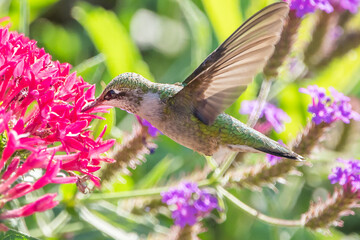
[170, 2, 289, 125]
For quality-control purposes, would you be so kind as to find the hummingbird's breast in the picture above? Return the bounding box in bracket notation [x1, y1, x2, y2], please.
[158, 111, 221, 156]
[136, 85, 221, 156]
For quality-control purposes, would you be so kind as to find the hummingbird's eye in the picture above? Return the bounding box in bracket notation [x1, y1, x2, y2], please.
[104, 89, 126, 100]
[104, 90, 116, 100]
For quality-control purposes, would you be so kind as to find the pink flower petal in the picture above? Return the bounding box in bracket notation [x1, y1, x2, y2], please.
[0, 193, 59, 219]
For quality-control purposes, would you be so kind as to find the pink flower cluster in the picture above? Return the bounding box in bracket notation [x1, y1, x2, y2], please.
[0, 20, 114, 221]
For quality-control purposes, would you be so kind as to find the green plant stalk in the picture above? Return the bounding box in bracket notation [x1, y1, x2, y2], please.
[302, 187, 359, 230]
[247, 78, 273, 128]
[205, 156, 218, 170]
[71, 53, 106, 74]
[304, 11, 334, 68]
[248, 10, 302, 128]
[19, 0, 29, 36]
[314, 31, 360, 70]
[263, 10, 301, 78]
[218, 186, 302, 227]
[85, 179, 213, 202]
[212, 152, 237, 181]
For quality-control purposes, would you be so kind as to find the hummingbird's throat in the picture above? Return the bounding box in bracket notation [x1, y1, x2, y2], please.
[137, 92, 164, 122]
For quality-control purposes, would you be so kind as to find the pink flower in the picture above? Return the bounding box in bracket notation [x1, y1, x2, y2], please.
[0, 20, 115, 222]
[0, 194, 59, 220]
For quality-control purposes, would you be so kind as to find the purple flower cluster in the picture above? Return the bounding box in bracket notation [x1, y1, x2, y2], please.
[286, 0, 333, 17]
[329, 159, 360, 191]
[240, 100, 290, 134]
[286, 0, 360, 17]
[330, 0, 360, 13]
[161, 182, 219, 228]
[300, 85, 360, 125]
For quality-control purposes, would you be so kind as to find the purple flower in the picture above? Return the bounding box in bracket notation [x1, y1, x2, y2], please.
[329, 0, 360, 13]
[300, 85, 360, 125]
[136, 116, 162, 137]
[286, 0, 334, 18]
[161, 182, 219, 228]
[240, 100, 290, 134]
[266, 140, 286, 165]
[329, 159, 360, 192]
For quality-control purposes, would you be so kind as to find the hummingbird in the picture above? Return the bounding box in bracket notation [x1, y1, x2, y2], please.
[82, 2, 303, 161]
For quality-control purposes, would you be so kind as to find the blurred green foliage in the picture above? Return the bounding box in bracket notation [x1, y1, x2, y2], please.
[2, 0, 360, 239]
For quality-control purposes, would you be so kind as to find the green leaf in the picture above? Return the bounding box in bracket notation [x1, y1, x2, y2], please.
[31, 20, 82, 64]
[246, 0, 273, 18]
[59, 183, 77, 205]
[277, 83, 307, 142]
[72, 2, 152, 81]
[177, 0, 212, 67]
[79, 206, 138, 240]
[201, 0, 242, 42]
[135, 155, 181, 189]
[312, 46, 360, 93]
[0, 229, 39, 240]
[7, 0, 58, 31]
[92, 108, 115, 139]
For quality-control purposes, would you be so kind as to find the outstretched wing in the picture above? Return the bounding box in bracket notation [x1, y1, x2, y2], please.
[170, 2, 289, 125]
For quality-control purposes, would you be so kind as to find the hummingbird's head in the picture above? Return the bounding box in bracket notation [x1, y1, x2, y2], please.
[82, 72, 152, 114]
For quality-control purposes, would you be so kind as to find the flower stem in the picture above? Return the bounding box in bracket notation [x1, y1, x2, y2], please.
[205, 156, 218, 170]
[85, 179, 213, 202]
[304, 11, 334, 68]
[217, 186, 302, 227]
[247, 78, 273, 128]
[302, 187, 359, 230]
[212, 152, 237, 180]
[71, 54, 105, 74]
[99, 125, 153, 184]
[86, 187, 170, 201]
[314, 31, 360, 70]
[263, 10, 301, 78]
[19, 0, 29, 36]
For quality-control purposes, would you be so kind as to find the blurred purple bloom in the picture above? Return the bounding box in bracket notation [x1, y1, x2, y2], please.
[329, 159, 360, 191]
[240, 100, 290, 133]
[266, 140, 286, 165]
[136, 116, 162, 137]
[330, 0, 360, 13]
[161, 182, 219, 228]
[286, 0, 333, 17]
[300, 85, 360, 125]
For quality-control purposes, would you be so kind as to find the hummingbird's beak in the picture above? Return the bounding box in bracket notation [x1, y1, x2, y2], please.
[81, 98, 101, 112]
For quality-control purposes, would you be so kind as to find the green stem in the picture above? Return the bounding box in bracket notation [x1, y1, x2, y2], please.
[217, 186, 302, 227]
[85, 179, 213, 202]
[19, 0, 29, 36]
[247, 78, 273, 128]
[86, 187, 168, 202]
[205, 156, 218, 170]
[71, 54, 105, 74]
[212, 152, 236, 180]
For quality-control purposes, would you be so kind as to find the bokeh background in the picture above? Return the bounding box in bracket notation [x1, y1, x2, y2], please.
[1, 0, 360, 239]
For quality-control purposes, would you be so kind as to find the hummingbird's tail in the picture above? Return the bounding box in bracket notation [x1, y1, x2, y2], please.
[255, 145, 304, 161]
[219, 115, 304, 161]
[229, 143, 304, 161]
